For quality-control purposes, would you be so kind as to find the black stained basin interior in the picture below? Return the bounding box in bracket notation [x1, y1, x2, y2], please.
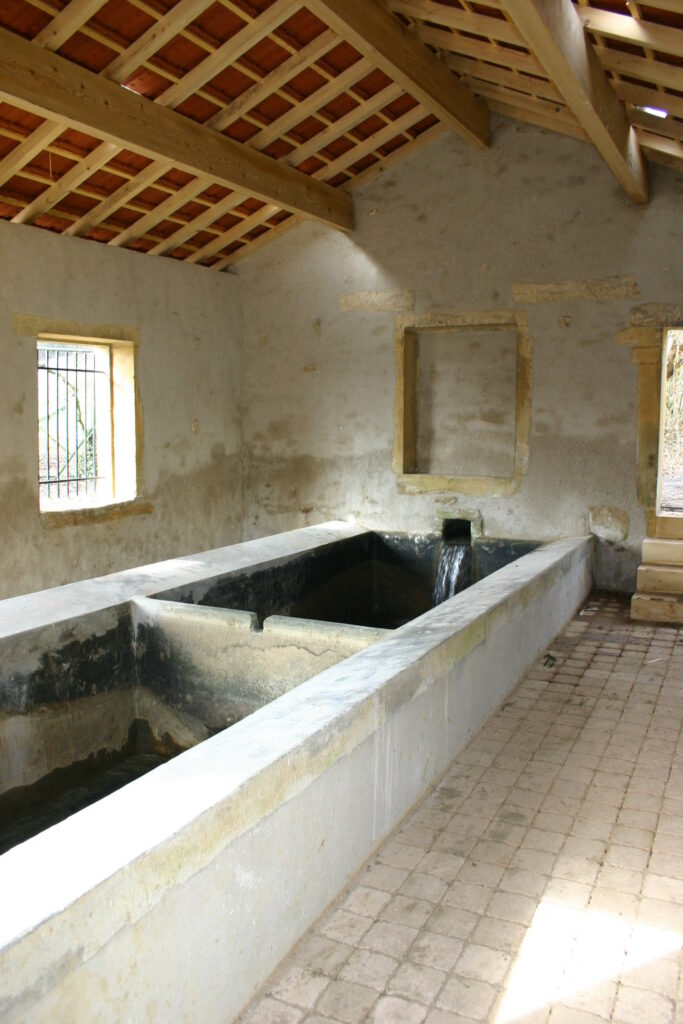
[157, 532, 539, 630]
[201, 533, 442, 629]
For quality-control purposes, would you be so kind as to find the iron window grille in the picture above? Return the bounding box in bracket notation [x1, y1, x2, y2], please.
[37, 341, 112, 507]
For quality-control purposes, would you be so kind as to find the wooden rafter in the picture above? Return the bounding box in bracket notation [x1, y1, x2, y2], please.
[32, 0, 106, 51]
[638, 132, 683, 174]
[578, 7, 683, 61]
[149, 191, 249, 257]
[0, 0, 680, 269]
[248, 56, 375, 150]
[598, 48, 683, 94]
[503, 0, 649, 204]
[0, 0, 108, 187]
[63, 31, 341, 241]
[108, 176, 212, 248]
[305, 0, 490, 148]
[10, 0, 301, 228]
[217, 117, 448, 271]
[0, 26, 354, 232]
[387, 0, 525, 46]
[60, 36, 348, 246]
[210, 29, 340, 129]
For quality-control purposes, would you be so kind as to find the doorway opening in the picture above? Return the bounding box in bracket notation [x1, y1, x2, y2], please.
[657, 328, 683, 516]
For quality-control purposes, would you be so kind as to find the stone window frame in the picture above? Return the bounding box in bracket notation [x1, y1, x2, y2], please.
[393, 309, 532, 497]
[14, 313, 150, 527]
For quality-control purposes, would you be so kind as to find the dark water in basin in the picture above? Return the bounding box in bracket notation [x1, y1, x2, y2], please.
[0, 720, 181, 856]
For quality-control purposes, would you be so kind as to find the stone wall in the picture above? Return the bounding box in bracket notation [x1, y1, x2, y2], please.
[239, 117, 683, 590]
[0, 220, 243, 597]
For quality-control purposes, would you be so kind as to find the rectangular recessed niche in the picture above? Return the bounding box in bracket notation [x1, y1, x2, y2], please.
[394, 310, 532, 496]
[416, 326, 517, 477]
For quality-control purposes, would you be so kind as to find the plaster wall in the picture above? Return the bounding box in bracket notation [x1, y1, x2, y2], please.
[238, 118, 683, 590]
[0, 220, 243, 599]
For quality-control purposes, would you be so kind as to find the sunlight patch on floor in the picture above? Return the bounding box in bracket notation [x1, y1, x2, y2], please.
[495, 897, 682, 1023]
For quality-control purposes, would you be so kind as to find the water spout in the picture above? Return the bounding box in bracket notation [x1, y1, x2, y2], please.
[432, 541, 470, 606]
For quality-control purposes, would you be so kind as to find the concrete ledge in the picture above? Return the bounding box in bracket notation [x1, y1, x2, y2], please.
[133, 598, 388, 727]
[0, 521, 367, 714]
[0, 521, 365, 641]
[0, 535, 592, 1024]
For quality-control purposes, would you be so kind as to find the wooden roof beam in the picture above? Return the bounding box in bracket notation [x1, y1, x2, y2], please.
[0, 27, 353, 232]
[504, 0, 649, 204]
[304, 0, 490, 149]
[32, 0, 107, 52]
[578, 7, 683, 61]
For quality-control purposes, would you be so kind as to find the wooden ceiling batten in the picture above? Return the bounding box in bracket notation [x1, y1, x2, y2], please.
[598, 47, 683, 93]
[62, 27, 343, 243]
[315, 105, 429, 182]
[64, 43, 341, 239]
[246, 56, 375, 148]
[503, 0, 649, 203]
[0, 0, 681, 267]
[387, 0, 526, 46]
[107, 173, 213, 245]
[289, 81, 405, 165]
[578, 7, 683, 61]
[197, 102, 434, 265]
[102, 0, 221, 81]
[186, 200, 279, 261]
[617, 81, 683, 123]
[12, 140, 120, 223]
[638, 130, 683, 173]
[0, 26, 354, 230]
[216, 113, 447, 269]
[32, 0, 108, 51]
[152, 0, 300, 107]
[148, 188, 249, 253]
[210, 29, 339, 125]
[6, 0, 223, 222]
[487, 95, 588, 140]
[448, 54, 564, 105]
[0, 121, 66, 188]
[0, 0, 111, 188]
[439, 35, 544, 75]
[305, 0, 491, 147]
[63, 158, 175, 235]
[57, 0, 302, 240]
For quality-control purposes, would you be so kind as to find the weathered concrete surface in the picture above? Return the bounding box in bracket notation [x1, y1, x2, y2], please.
[238, 117, 682, 590]
[0, 537, 592, 1024]
[133, 597, 388, 727]
[0, 523, 366, 726]
[0, 522, 365, 641]
[0, 219, 243, 599]
[0, 688, 209, 795]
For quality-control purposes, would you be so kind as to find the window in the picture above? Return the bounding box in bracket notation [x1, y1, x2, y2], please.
[36, 335, 137, 512]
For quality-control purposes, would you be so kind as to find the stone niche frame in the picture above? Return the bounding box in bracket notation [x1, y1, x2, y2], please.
[393, 309, 532, 496]
[616, 321, 683, 540]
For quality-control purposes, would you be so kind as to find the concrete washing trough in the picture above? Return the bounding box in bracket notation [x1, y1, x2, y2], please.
[0, 522, 592, 1023]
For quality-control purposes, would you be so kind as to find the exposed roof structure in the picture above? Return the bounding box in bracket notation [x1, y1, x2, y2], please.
[0, 0, 680, 270]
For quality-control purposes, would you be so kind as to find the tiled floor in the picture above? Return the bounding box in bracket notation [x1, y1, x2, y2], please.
[239, 594, 683, 1024]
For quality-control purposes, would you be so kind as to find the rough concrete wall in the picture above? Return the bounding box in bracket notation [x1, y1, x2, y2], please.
[238, 117, 682, 591]
[0, 221, 243, 598]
